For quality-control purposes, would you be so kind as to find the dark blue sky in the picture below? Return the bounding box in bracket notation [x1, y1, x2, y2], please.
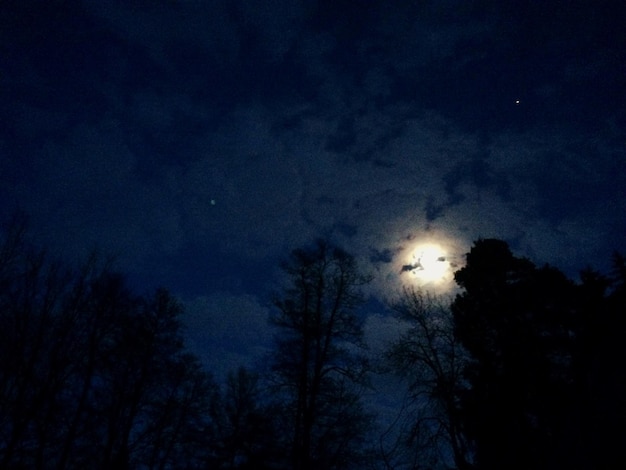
[2, 0, 625, 375]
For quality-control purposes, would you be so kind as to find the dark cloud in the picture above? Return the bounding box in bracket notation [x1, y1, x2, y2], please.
[1, 0, 625, 374]
[369, 248, 395, 264]
[443, 151, 511, 206]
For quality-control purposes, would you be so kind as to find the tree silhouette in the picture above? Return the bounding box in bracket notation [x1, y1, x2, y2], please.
[383, 240, 626, 469]
[0, 218, 85, 468]
[7, 212, 622, 470]
[451, 239, 581, 470]
[567, 253, 626, 468]
[269, 239, 373, 470]
[209, 366, 282, 469]
[386, 287, 473, 470]
[0, 218, 217, 469]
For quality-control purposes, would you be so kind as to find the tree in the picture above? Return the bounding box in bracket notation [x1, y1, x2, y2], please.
[0, 216, 85, 468]
[210, 367, 282, 469]
[383, 239, 626, 469]
[451, 239, 580, 470]
[386, 287, 472, 470]
[0, 217, 217, 469]
[568, 253, 626, 468]
[269, 239, 373, 470]
[92, 286, 215, 470]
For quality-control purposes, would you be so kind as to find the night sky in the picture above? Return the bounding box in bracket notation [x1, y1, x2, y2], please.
[2, 0, 625, 376]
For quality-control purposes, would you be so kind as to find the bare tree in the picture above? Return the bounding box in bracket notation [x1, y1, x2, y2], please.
[386, 287, 473, 470]
[269, 239, 373, 470]
[0, 217, 217, 469]
[209, 366, 282, 469]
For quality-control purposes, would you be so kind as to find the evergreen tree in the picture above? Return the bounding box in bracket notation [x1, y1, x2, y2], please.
[451, 239, 580, 470]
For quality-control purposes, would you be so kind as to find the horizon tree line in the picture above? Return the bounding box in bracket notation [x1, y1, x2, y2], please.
[1, 215, 624, 469]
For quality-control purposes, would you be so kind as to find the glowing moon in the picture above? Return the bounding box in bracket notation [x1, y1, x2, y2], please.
[409, 243, 449, 284]
[389, 229, 465, 294]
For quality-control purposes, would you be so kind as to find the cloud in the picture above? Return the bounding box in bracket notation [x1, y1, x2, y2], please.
[234, 0, 309, 61]
[4, 0, 623, 304]
[363, 312, 409, 357]
[6, 117, 185, 268]
[10, 77, 621, 299]
[85, 1, 240, 71]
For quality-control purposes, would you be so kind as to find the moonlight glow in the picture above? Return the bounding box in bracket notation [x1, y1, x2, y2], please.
[394, 232, 464, 293]
[409, 243, 449, 283]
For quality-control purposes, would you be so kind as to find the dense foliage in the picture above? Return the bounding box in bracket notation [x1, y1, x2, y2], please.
[387, 239, 626, 470]
[451, 240, 626, 469]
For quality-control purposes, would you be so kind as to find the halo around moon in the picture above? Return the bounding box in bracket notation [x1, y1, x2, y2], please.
[407, 243, 449, 283]
[396, 231, 465, 293]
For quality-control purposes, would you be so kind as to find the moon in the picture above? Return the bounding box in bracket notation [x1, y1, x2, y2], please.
[409, 243, 449, 284]
[396, 233, 464, 293]
[382, 228, 465, 295]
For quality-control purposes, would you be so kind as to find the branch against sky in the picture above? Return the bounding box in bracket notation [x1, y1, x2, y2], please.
[269, 239, 373, 470]
[386, 287, 473, 470]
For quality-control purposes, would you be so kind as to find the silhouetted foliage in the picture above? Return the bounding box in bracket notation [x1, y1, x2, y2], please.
[269, 239, 374, 470]
[450, 239, 625, 470]
[5, 212, 623, 470]
[0, 218, 216, 469]
[568, 252, 626, 469]
[385, 239, 626, 470]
